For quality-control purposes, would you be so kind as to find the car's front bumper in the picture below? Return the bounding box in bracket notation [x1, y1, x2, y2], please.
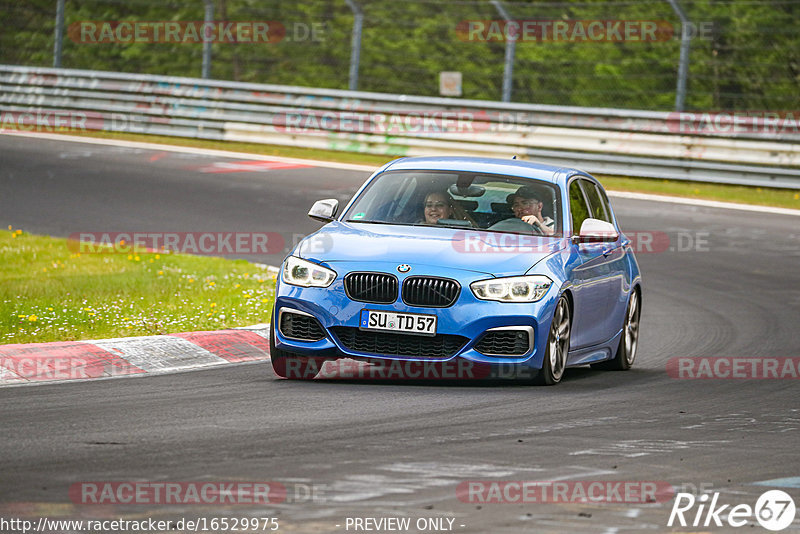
[272, 263, 559, 371]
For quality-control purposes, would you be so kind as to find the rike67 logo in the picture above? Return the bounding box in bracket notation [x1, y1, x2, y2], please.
[669, 490, 796, 531]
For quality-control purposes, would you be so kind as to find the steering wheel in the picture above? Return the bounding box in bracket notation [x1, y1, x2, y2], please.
[487, 217, 543, 236]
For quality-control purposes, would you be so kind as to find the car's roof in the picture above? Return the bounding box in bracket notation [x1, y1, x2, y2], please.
[381, 156, 584, 185]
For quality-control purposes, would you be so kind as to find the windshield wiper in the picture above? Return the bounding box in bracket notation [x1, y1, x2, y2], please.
[345, 220, 413, 226]
[434, 222, 475, 229]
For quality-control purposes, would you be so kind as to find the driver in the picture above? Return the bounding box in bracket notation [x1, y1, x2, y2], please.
[508, 185, 555, 235]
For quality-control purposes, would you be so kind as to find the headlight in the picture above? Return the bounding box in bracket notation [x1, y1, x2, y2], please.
[470, 275, 552, 302]
[281, 256, 337, 288]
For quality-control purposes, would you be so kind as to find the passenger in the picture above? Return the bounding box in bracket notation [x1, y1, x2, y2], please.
[509, 185, 555, 235]
[423, 191, 455, 225]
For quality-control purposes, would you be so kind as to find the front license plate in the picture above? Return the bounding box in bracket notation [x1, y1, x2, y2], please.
[359, 309, 437, 336]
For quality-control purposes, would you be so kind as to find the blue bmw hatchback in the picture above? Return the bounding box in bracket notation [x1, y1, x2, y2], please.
[270, 156, 642, 385]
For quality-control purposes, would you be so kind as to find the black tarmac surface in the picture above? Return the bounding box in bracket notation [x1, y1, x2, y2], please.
[1, 134, 799, 533]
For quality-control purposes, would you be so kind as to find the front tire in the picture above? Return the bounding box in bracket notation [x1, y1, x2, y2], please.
[534, 295, 571, 385]
[592, 290, 640, 371]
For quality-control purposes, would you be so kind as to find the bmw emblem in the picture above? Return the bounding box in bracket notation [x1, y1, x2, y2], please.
[397, 264, 411, 273]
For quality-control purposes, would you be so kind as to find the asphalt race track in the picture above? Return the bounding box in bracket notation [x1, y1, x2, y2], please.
[0, 135, 369, 266]
[1, 134, 799, 533]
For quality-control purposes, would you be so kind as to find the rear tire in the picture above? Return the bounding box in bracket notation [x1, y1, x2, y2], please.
[591, 290, 640, 371]
[534, 295, 571, 386]
[269, 311, 324, 380]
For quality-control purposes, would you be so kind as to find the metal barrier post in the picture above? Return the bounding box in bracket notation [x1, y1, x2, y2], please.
[666, 0, 691, 112]
[53, 0, 65, 68]
[344, 0, 363, 91]
[491, 0, 516, 103]
[202, 0, 214, 79]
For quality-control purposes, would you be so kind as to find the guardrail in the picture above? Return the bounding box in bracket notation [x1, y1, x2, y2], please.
[1, 65, 798, 188]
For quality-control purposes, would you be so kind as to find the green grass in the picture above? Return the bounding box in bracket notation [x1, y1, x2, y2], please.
[59, 130, 800, 210]
[1, 228, 276, 344]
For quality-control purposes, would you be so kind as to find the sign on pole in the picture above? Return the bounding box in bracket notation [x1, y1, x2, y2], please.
[439, 71, 462, 97]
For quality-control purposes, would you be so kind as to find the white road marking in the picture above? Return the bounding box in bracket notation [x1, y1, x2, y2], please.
[752, 477, 800, 488]
[0, 131, 376, 172]
[570, 439, 730, 458]
[608, 190, 800, 216]
[234, 324, 271, 341]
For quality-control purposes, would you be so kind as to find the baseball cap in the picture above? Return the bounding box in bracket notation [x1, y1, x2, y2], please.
[507, 185, 544, 204]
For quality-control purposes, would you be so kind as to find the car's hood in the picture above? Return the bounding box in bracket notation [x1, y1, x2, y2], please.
[296, 221, 568, 277]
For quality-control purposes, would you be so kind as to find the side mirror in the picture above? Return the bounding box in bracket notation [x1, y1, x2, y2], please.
[573, 218, 619, 243]
[308, 199, 339, 222]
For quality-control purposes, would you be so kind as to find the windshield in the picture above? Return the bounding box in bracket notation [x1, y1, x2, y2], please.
[342, 170, 562, 237]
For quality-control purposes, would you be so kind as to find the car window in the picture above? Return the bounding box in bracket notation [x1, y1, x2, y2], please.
[580, 179, 611, 223]
[388, 176, 419, 221]
[595, 183, 615, 225]
[342, 171, 562, 236]
[569, 180, 591, 233]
